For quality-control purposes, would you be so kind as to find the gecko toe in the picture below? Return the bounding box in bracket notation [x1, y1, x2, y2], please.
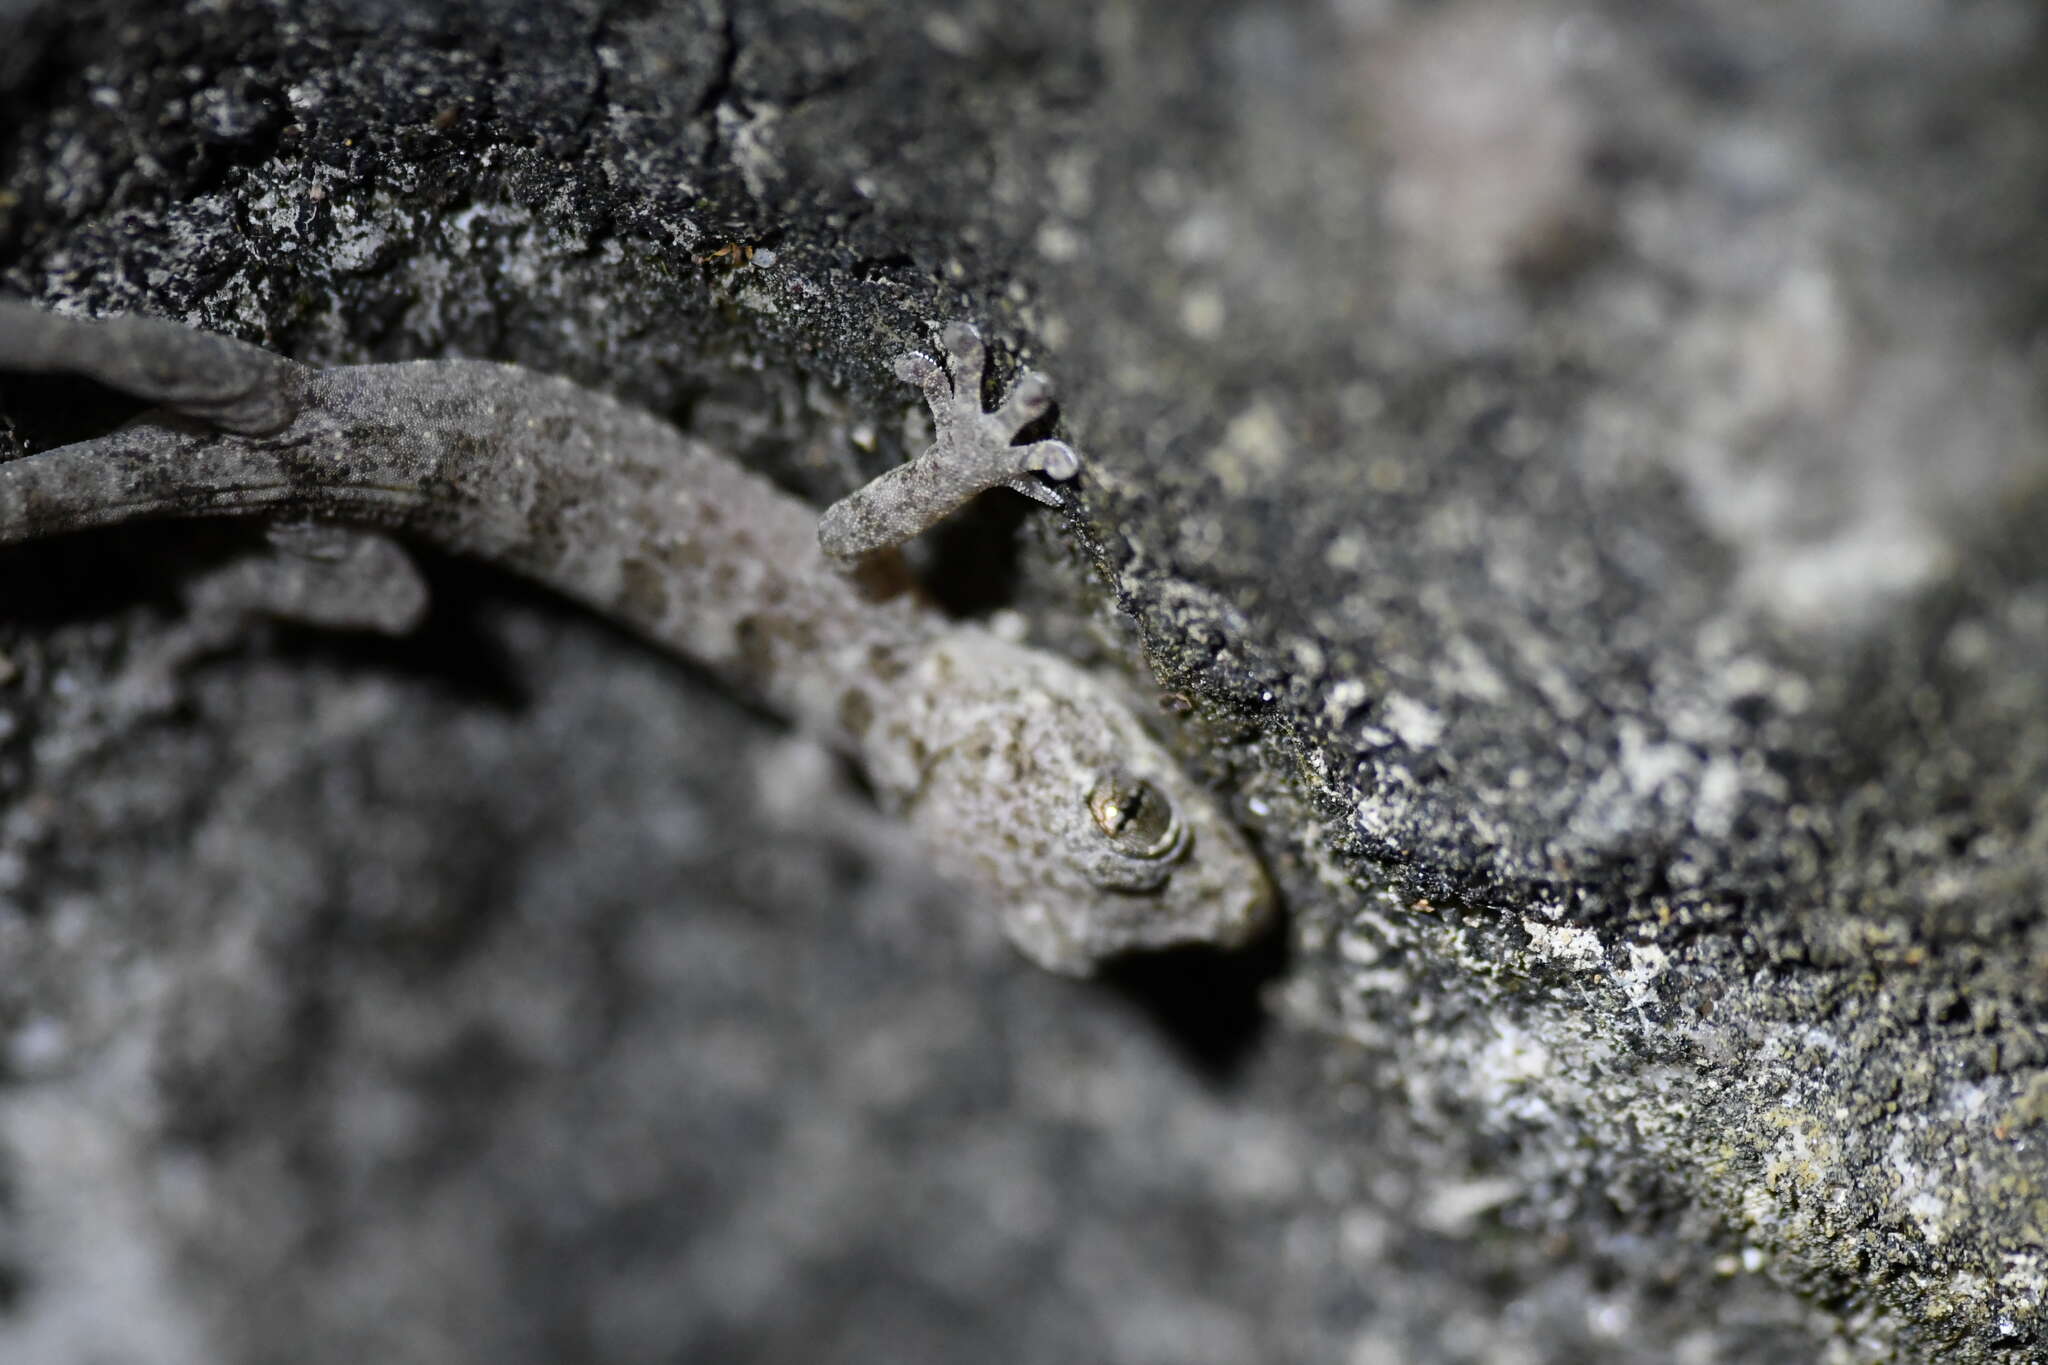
[998, 371, 1054, 430]
[938, 322, 986, 392]
[895, 349, 953, 414]
[893, 350, 939, 384]
[1022, 439, 1080, 480]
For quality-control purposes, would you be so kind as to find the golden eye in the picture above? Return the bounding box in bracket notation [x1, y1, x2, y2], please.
[1086, 771, 1186, 860]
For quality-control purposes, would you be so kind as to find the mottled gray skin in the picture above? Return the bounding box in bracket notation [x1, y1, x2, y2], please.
[0, 303, 1271, 975]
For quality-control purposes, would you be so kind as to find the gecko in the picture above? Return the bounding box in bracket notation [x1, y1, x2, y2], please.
[0, 300, 1272, 976]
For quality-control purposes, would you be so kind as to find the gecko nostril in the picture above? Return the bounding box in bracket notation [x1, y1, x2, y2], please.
[1086, 771, 1185, 861]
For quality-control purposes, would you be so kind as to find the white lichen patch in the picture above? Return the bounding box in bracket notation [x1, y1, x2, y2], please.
[1380, 691, 1445, 750]
[1521, 918, 1605, 972]
[1888, 1131, 1952, 1244]
[1618, 943, 1669, 1010]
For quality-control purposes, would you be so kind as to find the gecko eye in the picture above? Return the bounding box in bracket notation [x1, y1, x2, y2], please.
[1086, 772, 1188, 861]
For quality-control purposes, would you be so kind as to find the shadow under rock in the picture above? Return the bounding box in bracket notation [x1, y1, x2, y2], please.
[1096, 919, 1290, 1084]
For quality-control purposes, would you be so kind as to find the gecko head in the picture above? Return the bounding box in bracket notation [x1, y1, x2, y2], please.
[901, 635, 1275, 976]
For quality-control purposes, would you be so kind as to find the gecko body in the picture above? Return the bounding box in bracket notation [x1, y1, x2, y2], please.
[0, 303, 1272, 975]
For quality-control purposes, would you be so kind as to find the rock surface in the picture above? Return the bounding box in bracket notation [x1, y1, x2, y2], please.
[2, 1, 2045, 1360]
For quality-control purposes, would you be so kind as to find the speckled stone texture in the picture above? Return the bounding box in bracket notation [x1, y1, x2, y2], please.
[1, 1, 2044, 1361]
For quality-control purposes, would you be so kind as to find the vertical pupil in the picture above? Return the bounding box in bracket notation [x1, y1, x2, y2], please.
[1087, 773, 1178, 856]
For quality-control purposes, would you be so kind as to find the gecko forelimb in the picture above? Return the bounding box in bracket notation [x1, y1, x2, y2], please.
[816, 321, 1081, 564]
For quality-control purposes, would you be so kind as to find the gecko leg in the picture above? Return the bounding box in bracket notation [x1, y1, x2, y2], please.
[0, 297, 302, 435]
[816, 322, 1081, 564]
[185, 524, 431, 636]
[108, 525, 431, 718]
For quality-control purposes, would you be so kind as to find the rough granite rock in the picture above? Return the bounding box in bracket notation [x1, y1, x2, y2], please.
[1, 1, 2044, 1361]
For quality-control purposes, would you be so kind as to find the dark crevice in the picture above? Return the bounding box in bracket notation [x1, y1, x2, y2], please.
[1098, 918, 1288, 1083]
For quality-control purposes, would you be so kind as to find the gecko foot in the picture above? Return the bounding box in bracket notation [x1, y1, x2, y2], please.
[896, 322, 1082, 486]
[817, 321, 1081, 564]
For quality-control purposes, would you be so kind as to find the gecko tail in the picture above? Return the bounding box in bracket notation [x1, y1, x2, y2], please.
[0, 409, 442, 552]
[0, 296, 343, 541]
[0, 420, 327, 545]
